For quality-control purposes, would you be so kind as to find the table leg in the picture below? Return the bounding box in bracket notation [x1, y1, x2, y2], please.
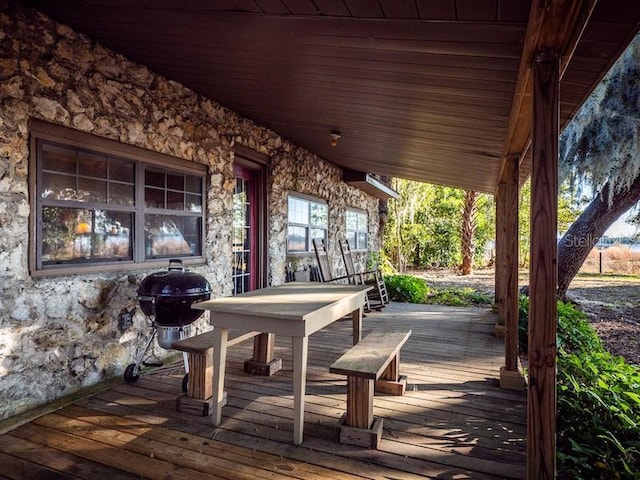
[352, 306, 363, 345]
[212, 327, 229, 425]
[292, 335, 309, 445]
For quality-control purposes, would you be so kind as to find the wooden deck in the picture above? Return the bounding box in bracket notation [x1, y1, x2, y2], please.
[0, 302, 526, 479]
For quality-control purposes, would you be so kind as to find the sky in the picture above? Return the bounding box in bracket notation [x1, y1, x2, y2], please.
[605, 210, 637, 237]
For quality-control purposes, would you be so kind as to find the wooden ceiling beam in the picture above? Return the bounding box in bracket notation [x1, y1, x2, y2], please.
[497, 0, 598, 188]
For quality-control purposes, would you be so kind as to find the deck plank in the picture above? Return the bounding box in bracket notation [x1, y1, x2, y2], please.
[0, 450, 79, 480]
[0, 434, 139, 480]
[0, 302, 526, 480]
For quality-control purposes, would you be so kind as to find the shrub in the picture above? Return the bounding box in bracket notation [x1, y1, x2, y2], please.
[557, 350, 639, 479]
[519, 296, 640, 478]
[384, 274, 493, 307]
[384, 274, 430, 303]
[518, 297, 602, 354]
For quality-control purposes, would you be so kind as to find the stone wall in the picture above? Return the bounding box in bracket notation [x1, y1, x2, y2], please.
[0, 7, 381, 418]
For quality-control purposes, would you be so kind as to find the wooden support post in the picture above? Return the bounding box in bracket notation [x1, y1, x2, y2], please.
[528, 50, 559, 480]
[500, 156, 525, 390]
[244, 332, 282, 376]
[346, 376, 374, 429]
[494, 183, 507, 337]
[375, 354, 407, 395]
[187, 349, 213, 399]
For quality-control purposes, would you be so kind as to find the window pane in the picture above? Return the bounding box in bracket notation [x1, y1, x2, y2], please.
[42, 172, 75, 200]
[185, 175, 202, 194]
[310, 228, 326, 246]
[287, 225, 306, 252]
[233, 251, 247, 275]
[41, 207, 132, 263]
[346, 211, 357, 230]
[145, 187, 164, 208]
[233, 196, 246, 229]
[181, 216, 202, 255]
[186, 194, 202, 212]
[145, 168, 164, 187]
[109, 182, 134, 206]
[357, 212, 368, 230]
[78, 178, 107, 203]
[145, 214, 200, 257]
[110, 158, 134, 182]
[310, 203, 327, 227]
[288, 197, 308, 224]
[167, 172, 184, 190]
[232, 225, 247, 251]
[166, 190, 184, 210]
[346, 231, 356, 248]
[42, 144, 75, 174]
[77, 151, 107, 178]
[357, 232, 368, 250]
[98, 211, 132, 259]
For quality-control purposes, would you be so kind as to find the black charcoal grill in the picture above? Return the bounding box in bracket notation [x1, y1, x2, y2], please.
[124, 259, 211, 388]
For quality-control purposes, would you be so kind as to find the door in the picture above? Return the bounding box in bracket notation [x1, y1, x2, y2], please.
[232, 155, 267, 295]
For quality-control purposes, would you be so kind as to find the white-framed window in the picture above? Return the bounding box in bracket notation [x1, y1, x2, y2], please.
[287, 194, 328, 253]
[30, 121, 206, 275]
[346, 208, 368, 251]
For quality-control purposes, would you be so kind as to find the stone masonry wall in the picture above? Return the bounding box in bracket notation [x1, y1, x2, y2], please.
[0, 7, 380, 418]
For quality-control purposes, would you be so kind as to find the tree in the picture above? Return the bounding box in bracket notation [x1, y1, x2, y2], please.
[383, 180, 494, 272]
[557, 33, 640, 297]
[461, 190, 478, 275]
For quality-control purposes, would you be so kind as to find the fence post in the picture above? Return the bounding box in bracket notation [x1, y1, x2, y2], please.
[599, 250, 603, 274]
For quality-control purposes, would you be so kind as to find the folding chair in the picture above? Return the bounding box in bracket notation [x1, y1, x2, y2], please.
[339, 239, 389, 310]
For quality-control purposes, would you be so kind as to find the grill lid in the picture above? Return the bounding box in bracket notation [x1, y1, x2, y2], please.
[137, 259, 211, 298]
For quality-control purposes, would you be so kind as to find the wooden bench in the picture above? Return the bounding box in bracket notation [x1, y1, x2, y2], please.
[329, 326, 412, 448]
[171, 329, 260, 415]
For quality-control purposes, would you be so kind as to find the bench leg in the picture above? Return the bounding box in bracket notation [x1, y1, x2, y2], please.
[188, 349, 213, 399]
[347, 376, 374, 428]
[176, 347, 228, 416]
[337, 376, 383, 449]
[375, 354, 407, 396]
[351, 306, 363, 345]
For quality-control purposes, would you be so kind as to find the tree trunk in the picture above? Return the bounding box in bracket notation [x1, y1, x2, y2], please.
[461, 190, 478, 275]
[557, 176, 640, 297]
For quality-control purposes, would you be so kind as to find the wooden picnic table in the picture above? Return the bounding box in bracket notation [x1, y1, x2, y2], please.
[192, 281, 371, 444]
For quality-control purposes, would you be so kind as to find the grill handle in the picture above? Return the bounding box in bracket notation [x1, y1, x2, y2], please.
[137, 295, 156, 320]
[168, 258, 185, 271]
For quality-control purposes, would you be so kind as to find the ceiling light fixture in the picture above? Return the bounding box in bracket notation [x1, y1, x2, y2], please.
[330, 130, 341, 147]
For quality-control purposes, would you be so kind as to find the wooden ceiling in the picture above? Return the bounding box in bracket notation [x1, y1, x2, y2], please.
[24, 0, 640, 194]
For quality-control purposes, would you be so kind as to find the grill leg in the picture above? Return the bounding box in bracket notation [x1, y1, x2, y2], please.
[181, 329, 190, 373]
[132, 327, 157, 376]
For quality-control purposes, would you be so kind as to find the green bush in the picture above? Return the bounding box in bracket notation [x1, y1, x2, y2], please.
[384, 274, 430, 303]
[556, 301, 603, 353]
[518, 295, 529, 353]
[384, 275, 493, 306]
[518, 297, 602, 355]
[518, 297, 639, 479]
[557, 350, 640, 479]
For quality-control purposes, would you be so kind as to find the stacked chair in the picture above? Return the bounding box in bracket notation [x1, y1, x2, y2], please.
[338, 239, 389, 310]
[312, 238, 389, 312]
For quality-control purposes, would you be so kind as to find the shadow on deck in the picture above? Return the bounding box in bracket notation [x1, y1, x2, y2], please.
[0, 302, 526, 480]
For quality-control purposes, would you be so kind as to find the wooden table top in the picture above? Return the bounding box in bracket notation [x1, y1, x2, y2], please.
[192, 282, 371, 337]
[192, 282, 371, 321]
